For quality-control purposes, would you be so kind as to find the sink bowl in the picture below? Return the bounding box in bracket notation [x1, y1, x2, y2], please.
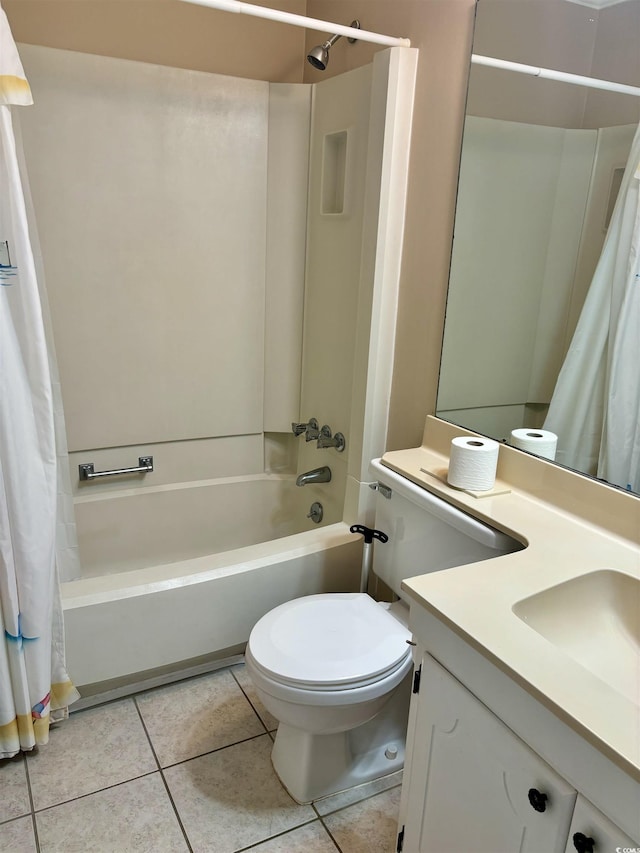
[513, 570, 640, 703]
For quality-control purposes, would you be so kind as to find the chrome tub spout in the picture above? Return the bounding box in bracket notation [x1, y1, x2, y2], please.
[296, 466, 332, 487]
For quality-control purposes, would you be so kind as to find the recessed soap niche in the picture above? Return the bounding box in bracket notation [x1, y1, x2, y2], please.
[321, 129, 349, 215]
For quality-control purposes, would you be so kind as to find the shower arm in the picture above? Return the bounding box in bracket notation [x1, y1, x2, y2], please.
[180, 0, 410, 48]
[323, 33, 342, 50]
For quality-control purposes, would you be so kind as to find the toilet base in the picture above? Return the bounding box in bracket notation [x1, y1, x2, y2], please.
[270, 671, 411, 803]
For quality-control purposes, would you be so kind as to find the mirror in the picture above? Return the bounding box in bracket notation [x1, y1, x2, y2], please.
[436, 0, 640, 493]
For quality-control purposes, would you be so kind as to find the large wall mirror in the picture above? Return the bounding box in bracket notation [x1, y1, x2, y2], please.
[436, 0, 640, 494]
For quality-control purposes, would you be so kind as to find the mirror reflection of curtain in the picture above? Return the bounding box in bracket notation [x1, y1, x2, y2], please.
[544, 122, 640, 492]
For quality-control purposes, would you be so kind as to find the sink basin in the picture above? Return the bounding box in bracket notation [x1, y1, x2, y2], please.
[513, 570, 640, 703]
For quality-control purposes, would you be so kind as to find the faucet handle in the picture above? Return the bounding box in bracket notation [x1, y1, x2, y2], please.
[305, 418, 320, 441]
[316, 425, 346, 452]
[291, 417, 318, 437]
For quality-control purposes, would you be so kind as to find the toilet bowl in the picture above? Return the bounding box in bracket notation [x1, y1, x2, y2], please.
[245, 592, 413, 803]
[245, 459, 523, 804]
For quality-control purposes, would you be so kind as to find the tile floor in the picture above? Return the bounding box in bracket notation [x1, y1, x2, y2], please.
[0, 664, 403, 853]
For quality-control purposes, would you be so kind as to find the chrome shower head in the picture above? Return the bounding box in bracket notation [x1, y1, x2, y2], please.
[307, 35, 339, 70]
[307, 20, 360, 71]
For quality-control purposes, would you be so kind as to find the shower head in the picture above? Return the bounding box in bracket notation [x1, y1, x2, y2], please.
[307, 20, 360, 71]
[306, 37, 338, 71]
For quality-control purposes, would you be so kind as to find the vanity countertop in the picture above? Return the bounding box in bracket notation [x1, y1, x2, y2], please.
[381, 438, 640, 781]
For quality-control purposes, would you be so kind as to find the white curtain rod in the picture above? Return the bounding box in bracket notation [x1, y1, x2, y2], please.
[180, 0, 411, 48]
[471, 54, 640, 98]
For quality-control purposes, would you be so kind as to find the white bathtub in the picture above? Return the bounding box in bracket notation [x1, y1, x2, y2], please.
[63, 475, 361, 695]
[72, 473, 322, 578]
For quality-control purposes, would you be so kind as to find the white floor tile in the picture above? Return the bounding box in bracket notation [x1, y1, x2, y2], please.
[0, 816, 37, 853]
[36, 772, 189, 853]
[164, 733, 315, 853]
[247, 820, 338, 852]
[136, 668, 266, 767]
[231, 664, 279, 731]
[322, 786, 402, 853]
[7, 665, 404, 853]
[0, 756, 31, 823]
[27, 699, 157, 810]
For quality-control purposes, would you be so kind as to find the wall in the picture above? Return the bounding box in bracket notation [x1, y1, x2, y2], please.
[17, 44, 311, 512]
[296, 64, 373, 525]
[6, 0, 478, 467]
[437, 118, 597, 440]
[3, 0, 307, 82]
[19, 46, 269, 454]
[582, 0, 640, 129]
[436, 116, 638, 442]
[467, 0, 597, 128]
[306, 0, 477, 451]
[10, 0, 639, 494]
[467, 0, 640, 130]
[436, 0, 640, 444]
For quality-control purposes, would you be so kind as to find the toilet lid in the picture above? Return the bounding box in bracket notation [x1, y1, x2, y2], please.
[247, 593, 412, 690]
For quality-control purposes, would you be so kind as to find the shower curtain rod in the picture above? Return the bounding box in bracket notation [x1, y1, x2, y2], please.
[472, 54, 640, 98]
[180, 0, 411, 48]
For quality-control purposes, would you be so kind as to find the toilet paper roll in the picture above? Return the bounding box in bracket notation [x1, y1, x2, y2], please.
[509, 428, 557, 461]
[447, 436, 500, 492]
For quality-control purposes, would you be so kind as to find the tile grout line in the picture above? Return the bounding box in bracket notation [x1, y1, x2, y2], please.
[21, 751, 41, 853]
[311, 803, 344, 853]
[313, 777, 404, 819]
[320, 818, 345, 853]
[29, 769, 160, 814]
[10, 665, 400, 853]
[230, 665, 344, 852]
[232, 662, 393, 851]
[229, 665, 273, 736]
[132, 696, 194, 853]
[231, 817, 324, 852]
[157, 731, 272, 773]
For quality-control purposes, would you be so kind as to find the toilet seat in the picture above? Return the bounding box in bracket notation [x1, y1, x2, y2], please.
[247, 593, 412, 692]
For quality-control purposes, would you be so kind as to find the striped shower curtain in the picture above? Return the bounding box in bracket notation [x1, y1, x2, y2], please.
[0, 5, 78, 759]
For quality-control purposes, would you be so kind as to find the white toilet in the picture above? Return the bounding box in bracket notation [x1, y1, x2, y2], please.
[245, 459, 520, 803]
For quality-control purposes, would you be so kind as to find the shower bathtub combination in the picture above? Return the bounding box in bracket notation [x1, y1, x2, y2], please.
[62, 475, 362, 698]
[13, 7, 419, 704]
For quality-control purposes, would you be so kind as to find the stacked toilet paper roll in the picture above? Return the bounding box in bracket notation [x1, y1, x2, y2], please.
[509, 428, 557, 461]
[447, 436, 500, 492]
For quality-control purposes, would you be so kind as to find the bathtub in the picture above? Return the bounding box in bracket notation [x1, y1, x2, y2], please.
[62, 474, 361, 697]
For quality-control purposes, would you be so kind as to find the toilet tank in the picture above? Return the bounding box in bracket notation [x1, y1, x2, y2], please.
[369, 459, 523, 599]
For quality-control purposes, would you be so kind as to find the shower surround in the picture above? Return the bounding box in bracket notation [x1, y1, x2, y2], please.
[16, 43, 417, 694]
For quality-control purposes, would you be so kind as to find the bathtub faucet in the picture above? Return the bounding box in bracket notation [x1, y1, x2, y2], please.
[291, 418, 320, 442]
[316, 426, 346, 452]
[296, 466, 332, 487]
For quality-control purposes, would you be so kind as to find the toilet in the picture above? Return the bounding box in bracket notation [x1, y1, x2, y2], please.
[245, 458, 521, 803]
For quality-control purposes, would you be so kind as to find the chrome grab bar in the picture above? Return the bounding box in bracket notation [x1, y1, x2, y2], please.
[79, 456, 154, 481]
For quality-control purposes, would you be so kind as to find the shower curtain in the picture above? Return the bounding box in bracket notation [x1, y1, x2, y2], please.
[0, 7, 79, 759]
[544, 121, 640, 493]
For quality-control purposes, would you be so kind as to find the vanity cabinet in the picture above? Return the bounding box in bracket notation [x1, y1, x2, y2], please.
[399, 654, 638, 853]
[564, 796, 637, 853]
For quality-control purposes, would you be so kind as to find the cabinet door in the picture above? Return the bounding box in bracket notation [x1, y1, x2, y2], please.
[564, 795, 639, 853]
[402, 655, 577, 853]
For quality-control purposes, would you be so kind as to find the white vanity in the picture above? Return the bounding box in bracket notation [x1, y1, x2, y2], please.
[387, 419, 640, 853]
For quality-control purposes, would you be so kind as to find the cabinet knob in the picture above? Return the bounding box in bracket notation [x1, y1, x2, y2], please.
[527, 788, 548, 812]
[572, 832, 595, 853]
